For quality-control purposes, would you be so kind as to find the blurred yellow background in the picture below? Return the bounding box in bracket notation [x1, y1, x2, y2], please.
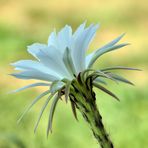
[0, 0, 147, 148]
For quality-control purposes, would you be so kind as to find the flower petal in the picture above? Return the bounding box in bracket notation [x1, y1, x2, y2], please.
[11, 60, 61, 78]
[57, 25, 72, 51]
[27, 43, 72, 79]
[48, 25, 72, 54]
[27, 43, 71, 78]
[73, 21, 86, 38]
[10, 70, 59, 82]
[50, 80, 64, 94]
[27, 43, 47, 60]
[34, 46, 72, 79]
[48, 31, 58, 48]
[72, 24, 99, 73]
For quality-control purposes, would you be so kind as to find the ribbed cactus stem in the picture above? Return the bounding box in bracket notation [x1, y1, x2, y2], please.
[69, 78, 113, 148]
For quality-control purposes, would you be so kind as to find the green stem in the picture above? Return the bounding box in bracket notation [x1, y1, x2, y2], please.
[69, 79, 113, 148]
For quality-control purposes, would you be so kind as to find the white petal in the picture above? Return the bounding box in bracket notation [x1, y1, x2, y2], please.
[27, 43, 47, 60]
[48, 26, 72, 54]
[11, 70, 59, 82]
[73, 21, 86, 38]
[35, 46, 72, 79]
[27, 44, 72, 79]
[57, 25, 72, 51]
[71, 24, 99, 73]
[11, 60, 60, 78]
[48, 31, 59, 48]
[50, 81, 64, 93]
[85, 53, 93, 68]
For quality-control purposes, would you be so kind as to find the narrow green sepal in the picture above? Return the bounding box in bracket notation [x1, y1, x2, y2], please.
[106, 72, 134, 85]
[65, 81, 71, 103]
[63, 47, 77, 76]
[100, 66, 142, 71]
[88, 43, 129, 68]
[70, 100, 78, 121]
[47, 91, 61, 137]
[34, 92, 56, 133]
[17, 90, 50, 124]
[93, 82, 120, 101]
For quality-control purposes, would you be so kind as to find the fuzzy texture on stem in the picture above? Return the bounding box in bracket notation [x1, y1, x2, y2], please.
[69, 77, 113, 148]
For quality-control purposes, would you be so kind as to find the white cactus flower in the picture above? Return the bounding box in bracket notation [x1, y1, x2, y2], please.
[10, 22, 140, 143]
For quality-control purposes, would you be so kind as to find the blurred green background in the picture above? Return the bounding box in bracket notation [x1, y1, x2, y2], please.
[0, 0, 147, 147]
